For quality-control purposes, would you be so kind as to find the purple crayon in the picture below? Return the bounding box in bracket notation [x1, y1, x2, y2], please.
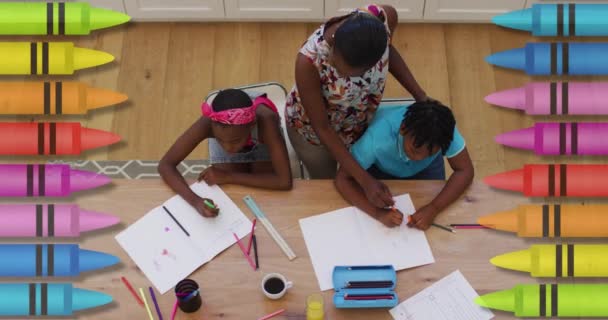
[486, 82, 608, 115]
[0, 164, 110, 197]
[496, 122, 608, 155]
[0, 204, 119, 238]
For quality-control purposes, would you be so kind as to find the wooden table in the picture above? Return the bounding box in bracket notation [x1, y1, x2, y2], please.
[5, 179, 598, 320]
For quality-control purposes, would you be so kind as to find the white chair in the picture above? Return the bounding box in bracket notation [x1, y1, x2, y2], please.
[379, 97, 416, 108]
[205, 82, 307, 179]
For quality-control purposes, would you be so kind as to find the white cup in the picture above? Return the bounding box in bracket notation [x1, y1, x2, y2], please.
[261, 273, 293, 300]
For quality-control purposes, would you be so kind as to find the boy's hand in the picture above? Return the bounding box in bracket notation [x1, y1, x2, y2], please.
[362, 177, 394, 208]
[198, 166, 231, 185]
[407, 204, 439, 230]
[376, 208, 404, 228]
[193, 197, 220, 218]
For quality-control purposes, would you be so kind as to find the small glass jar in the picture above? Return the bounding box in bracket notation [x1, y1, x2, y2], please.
[306, 293, 324, 320]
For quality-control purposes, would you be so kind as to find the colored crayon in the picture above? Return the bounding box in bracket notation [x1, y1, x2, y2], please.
[344, 294, 394, 300]
[496, 122, 608, 155]
[0, 2, 130, 35]
[494, 4, 608, 37]
[0, 81, 127, 115]
[0, 42, 113, 75]
[476, 284, 608, 317]
[0, 283, 112, 316]
[485, 82, 608, 116]
[486, 42, 608, 76]
[492, 244, 608, 278]
[479, 204, 608, 238]
[484, 164, 608, 197]
[0, 164, 111, 197]
[0, 204, 118, 238]
[0, 122, 120, 155]
[0, 244, 119, 277]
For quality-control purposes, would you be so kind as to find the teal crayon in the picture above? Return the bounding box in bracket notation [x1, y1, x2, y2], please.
[0, 283, 112, 316]
[494, 4, 608, 37]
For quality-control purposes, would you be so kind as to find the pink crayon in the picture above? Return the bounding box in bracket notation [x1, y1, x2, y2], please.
[485, 82, 608, 115]
[497, 122, 608, 155]
[0, 164, 110, 197]
[0, 204, 119, 238]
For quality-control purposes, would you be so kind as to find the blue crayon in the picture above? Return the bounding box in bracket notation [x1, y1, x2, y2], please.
[494, 4, 608, 37]
[486, 42, 608, 76]
[0, 283, 112, 316]
[0, 244, 119, 277]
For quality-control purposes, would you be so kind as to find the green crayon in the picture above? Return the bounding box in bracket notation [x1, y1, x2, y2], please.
[0, 2, 130, 35]
[476, 284, 608, 317]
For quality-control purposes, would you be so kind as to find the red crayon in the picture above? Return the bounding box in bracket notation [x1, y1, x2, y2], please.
[0, 122, 120, 155]
[485, 164, 608, 197]
[344, 295, 394, 301]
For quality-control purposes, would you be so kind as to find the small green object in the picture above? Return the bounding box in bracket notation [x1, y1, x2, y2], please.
[204, 200, 216, 209]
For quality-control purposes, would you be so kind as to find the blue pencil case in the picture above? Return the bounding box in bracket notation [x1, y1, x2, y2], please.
[332, 265, 398, 309]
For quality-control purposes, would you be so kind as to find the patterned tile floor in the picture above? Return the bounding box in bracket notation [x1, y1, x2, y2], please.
[47, 160, 210, 179]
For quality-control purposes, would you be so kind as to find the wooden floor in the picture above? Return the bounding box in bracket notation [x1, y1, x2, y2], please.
[3, 22, 608, 178]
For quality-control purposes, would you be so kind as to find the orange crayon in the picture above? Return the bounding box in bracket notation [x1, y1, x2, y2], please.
[479, 204, 608, 238]
[0, 81, 127, 115]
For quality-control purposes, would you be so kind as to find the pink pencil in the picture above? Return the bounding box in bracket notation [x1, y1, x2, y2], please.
[247, 219, 257, 255]
[233, 232, 256, 271]
[257, 309, 285, 320]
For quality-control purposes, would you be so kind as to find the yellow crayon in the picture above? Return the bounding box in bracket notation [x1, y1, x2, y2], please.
[492, 244, 608, 277]
[0, 42, 114, 75]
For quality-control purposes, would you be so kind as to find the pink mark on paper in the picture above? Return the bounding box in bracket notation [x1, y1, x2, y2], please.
[164, 227, 170, 232]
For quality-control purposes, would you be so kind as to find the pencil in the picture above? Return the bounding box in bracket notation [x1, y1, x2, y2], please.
[432, 223, 455, 233]
[121, 276, 144, 307]
[149, 287, 163, 320]
[247, 218, 257, 255]
[139, 288, 154, 320]
[170, 300, 178, 320]
[163, 205, 190, 236]
[344, 294, 394, 300]
[232, 232, 257, 270]
[253, 234, 259, 269]
[257, 308, 285, 320]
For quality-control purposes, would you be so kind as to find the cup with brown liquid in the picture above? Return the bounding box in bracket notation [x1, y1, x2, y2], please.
[261, 273, 293, 300]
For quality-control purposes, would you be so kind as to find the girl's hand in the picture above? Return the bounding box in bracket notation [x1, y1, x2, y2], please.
[193, 197, 220, 218]
[198, 166, 231, 185]
[407, 204, 439, 230]
[376, 208, 404, 228]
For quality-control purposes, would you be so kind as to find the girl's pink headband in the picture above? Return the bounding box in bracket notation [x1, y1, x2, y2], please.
[201, 95, 277, 125]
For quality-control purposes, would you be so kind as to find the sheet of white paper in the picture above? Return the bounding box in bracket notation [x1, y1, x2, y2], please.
[389, 270, 494, 320]
[299, 194, 434, 291]
[115, 182, 252, 294]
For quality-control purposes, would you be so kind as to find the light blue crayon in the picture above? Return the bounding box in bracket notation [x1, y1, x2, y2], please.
[486, 42, 608, 76]
[0, 283, 112, 316]
[494, 4, 608, 37]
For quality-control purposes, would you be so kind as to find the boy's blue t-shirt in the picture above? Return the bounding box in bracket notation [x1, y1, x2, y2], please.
[351, 105, 466, 178]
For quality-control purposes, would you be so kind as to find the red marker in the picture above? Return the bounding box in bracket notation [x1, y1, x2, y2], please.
[0, 122, 120, 155]
[485, 164, 608, 197]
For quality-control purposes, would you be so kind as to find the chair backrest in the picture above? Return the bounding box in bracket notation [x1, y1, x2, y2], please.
[204, 82, 304, 179]
[379, 98, 416, 108]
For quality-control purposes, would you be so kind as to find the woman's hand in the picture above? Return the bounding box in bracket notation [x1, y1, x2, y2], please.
[362, 176, 394, 208]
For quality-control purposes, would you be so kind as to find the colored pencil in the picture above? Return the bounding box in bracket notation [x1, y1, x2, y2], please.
[247, 218, 257, 255]
[232, 232, 257, 271]
[121, 276, 144, 307]
[170, 301, 178, 320]
[149, 287, 163, 320]
[253, 234, 259, 269]
[163, 206, 190, 236]
[348, 266, 392, 271]
[139, 288, 154, 320]
[257, 308, 285, 320]
[344, 294, 394, 300]
[432, 223, 455, 233]
[450, 223, 488, 229]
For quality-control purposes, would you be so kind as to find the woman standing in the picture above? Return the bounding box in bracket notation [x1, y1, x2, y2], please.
[286, 4, 433, 208]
